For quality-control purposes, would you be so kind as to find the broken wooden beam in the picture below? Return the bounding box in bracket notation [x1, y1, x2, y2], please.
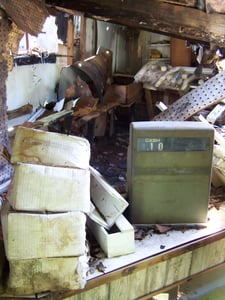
[7, 104, 33, 120]
[46, 0, 225, 45]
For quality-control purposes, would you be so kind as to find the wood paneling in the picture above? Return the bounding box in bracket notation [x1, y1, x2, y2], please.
[56, 230, 225, 300]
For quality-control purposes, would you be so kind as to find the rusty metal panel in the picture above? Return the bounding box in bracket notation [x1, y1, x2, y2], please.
[58, 50, 112, 102]
[74, 50, 112, 101]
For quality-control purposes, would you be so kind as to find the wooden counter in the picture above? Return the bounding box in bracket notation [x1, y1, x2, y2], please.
[1, 205, 225, 299]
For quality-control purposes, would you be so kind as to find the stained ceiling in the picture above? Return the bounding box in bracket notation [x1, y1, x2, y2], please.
[44, 0, 225, 46]
[1, 0, 225, 45]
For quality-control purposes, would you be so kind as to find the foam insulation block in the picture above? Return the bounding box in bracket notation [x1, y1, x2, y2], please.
[6, 255, 88, 295]
[1, 201, 87, 260]
[11, 126, 90, 169]
[7, 163, 90, 213]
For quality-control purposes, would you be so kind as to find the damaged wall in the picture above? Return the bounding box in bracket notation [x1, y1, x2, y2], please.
[6, 16, 60, 112]
[6, 64, 59, 112]
[0, 0, 48, 186]
[5, 16, 147, 116]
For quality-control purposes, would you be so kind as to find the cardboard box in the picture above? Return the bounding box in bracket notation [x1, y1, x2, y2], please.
[7, 163, 90, 213]
[11, 126, 90, 169]
[1, 201, 87, 260]
[88, 214, 135, 258]
[7, 255, 88, 295]
[90, 166, 128, 228]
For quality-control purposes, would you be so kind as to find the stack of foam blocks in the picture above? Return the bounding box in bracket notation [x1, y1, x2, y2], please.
[1, 126, 91, 295]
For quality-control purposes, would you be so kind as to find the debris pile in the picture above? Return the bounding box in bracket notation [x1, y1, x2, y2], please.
[134, 61, 213, 93]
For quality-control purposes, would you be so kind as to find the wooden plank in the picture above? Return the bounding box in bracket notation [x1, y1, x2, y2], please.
[145, 261, 168, 292]
[144, 89, 154, 120]
[7, 104, 33, 120]
[161, 0, 197, 6]
[0, 295, 49, 300]
[79, 13, 86, 60]
[109, 276, 130, 300]
[164, 252, 192, 286]
[68, 284, 109, 300]
[38, 109, 72, 126]
[128, 269, 147, 299]
[94, 112, 107, 137]
[190, 238, 225, 275]
[67, 16, 74, 65]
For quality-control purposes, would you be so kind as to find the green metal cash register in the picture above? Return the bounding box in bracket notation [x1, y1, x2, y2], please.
[127, 121, 214, 224]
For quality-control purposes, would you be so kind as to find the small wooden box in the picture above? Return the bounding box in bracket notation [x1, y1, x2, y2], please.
[112, 75, 143, 104]
[6, 255, 88, 295]
[88, 214, 135, 258]
[11, 126, 90, 169]
[1, 201, 87, 260]
[7, 163, 90, 213]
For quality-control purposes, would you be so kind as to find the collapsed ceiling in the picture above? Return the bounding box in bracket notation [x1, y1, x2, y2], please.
[44, 0, 225, 46]
[0, 1, 225, 46]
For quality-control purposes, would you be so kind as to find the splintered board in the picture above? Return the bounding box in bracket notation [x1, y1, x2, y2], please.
[153, 70, 225, 121]
[11, 126, 90, 169]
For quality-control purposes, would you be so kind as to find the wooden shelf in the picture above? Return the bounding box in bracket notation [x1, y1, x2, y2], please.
[148, 43, 170, 48]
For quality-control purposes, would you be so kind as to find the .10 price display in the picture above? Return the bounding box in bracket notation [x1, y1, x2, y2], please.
[137, 137, 210, 152]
